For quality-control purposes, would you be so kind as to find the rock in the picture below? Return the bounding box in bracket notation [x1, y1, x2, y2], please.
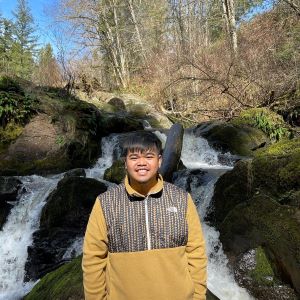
[234, 248, 298, 300]
[211, 138, 300, 297]
[0, 176, 22, 202]
[159, 123, 184, 182]
[106, 94, 173, 129]
[194, 120, 268, 157]
[103, 159, 126, 184]
[24, 255, 84, 300]
[0, 176, 23, 229]
[25, 176, 107, 281]
[63, 168, 86, 178]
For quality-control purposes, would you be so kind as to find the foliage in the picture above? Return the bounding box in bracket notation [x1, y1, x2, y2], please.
[232, 108, 292, 141]
[0, 76, 38, 127]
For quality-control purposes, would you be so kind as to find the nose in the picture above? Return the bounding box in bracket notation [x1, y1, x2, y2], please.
[137, 156, 147, 165]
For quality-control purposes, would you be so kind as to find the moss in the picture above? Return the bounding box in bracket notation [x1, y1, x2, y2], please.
[250, 246, 275, 286]
[0, 154, 71, 176]
[104, 159, 126, 184]
[253, 138, 300, 195]
[220, 195, 300, 292]
[231, 108, 292, 141]
[0, 122, 23, 152]
[24, 256, 84, 300]
[255, 138, 300, 157]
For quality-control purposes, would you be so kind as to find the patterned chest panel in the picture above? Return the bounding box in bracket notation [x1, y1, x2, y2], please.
[99, 183, 188, 253]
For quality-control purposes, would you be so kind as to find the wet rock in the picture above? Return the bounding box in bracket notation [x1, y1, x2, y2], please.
[212, 138, 300, 297]
[0, 176, 23, 229]
[103, 159, 126, 184]
[160, 123, 184, 182]
[0, 176, 22, 202]
[194, 120, 268, 157]
[234, 248, 298, 300]
[25, 176, 107, 281]
[63, 168, 86, 178]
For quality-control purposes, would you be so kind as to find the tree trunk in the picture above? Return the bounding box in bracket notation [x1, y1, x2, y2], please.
[222, 0, 238, 58]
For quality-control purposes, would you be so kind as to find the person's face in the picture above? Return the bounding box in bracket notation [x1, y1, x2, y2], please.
[125, 148, 162, 190]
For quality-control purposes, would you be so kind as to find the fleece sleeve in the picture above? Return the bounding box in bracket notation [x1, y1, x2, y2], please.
[186, 194, 208, 300]
[82, 197, 108, 300]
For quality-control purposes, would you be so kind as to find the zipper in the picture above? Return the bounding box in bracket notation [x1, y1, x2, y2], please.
[144, 196, 151, 250]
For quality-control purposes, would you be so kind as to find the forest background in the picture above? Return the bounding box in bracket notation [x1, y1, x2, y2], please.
[0, 0, 299, 126]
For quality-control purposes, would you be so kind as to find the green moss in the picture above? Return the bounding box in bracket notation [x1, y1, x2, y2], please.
[250, 246, 275, 286]
[104, 159, 126, 184]
[25, 256, 84, 300]
[0, 154, 71, 176]
[231, 108, 292, 141]
[0, 122, 23, 152]
[255, 138, 300, 157]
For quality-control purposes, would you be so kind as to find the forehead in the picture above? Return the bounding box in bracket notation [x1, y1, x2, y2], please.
[126, 148, 160, 155]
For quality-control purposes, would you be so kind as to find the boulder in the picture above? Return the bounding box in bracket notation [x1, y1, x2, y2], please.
[106, 94, 173, 129]
[24, 255, 84, 300]
[0, 176, 23, 229]
[103, 159, 126, 184]
[159, 123, 184, 182]
[0, 176, 22, 202]
[194, 120, 268, 157]
[0, 89, 145, 176]
[211, 138, 300, 297]
[25, 176, 107, 281]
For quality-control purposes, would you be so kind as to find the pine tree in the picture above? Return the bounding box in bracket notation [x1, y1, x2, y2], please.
[11, 0, 38, 79]
[0, 15, 14, 74]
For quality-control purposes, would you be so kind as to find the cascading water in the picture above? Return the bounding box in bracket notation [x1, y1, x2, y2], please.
[0, 175, 62, 300]
[174, 132, 254, 300]
[0, 131, 253, 300]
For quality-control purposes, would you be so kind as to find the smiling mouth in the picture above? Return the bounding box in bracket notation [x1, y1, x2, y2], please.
[136, 169, 149, 175]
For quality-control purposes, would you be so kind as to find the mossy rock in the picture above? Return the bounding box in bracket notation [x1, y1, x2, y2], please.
[231, 108, 293, 141]
[40, 176, 107, 231]
[211, 138, 300, 224]
[253, 138, 300, 199]
[250, 246, 275, 286]
[220, 194, 300, 295]
[197, 121, 268, 156]
[0, 122, 23, 154]
[103, 159, 126, 184]
[24, 255, 84, 300]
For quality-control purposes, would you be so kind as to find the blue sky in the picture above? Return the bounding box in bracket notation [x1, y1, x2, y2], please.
[0, 0, 57, 50]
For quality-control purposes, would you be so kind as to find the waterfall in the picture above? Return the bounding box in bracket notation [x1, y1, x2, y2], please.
[174, 132, 254, 300]
[0, 132, 253, 300]
[0, 175, 62, 300]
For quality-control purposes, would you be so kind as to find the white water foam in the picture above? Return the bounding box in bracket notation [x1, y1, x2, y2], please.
[0, 175, 61, 300]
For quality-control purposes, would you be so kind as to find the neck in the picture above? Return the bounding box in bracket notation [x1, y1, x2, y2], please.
[129, 177, 158, 196]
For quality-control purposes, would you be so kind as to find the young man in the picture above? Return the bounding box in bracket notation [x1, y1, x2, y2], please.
[82, 131, 207, 300]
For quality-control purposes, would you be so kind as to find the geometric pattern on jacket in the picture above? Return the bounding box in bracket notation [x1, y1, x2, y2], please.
[99, 182, 188, 253]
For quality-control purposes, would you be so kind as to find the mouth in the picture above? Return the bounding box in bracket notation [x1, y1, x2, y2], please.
[136, 169, 149, 175]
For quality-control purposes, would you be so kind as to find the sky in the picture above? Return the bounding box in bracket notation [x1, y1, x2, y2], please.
[0, 0, 58, 51]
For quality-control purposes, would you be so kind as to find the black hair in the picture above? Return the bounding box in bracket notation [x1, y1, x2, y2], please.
[121, 131, 162, 157]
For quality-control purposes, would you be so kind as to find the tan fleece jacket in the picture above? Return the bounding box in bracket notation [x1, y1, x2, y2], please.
[82, 176, 207, 300]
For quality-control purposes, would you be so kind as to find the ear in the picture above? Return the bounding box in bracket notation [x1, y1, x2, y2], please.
[158, 155, 162, 168]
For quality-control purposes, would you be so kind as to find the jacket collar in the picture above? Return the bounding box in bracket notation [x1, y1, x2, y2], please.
[124, 174, 164, 198]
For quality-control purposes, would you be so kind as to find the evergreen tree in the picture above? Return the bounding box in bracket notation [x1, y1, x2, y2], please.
[0, 15, 14, 74]
[11, 0, 38, 79]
